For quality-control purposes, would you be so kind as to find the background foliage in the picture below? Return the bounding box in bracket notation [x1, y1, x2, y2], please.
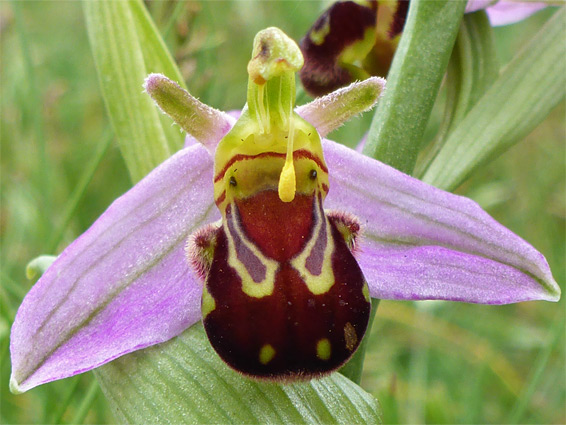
[1, 1, 564, 424]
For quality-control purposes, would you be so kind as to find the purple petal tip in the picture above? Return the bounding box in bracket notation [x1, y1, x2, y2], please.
[143, 72, 166, 93]
[323, 140, 560, 305]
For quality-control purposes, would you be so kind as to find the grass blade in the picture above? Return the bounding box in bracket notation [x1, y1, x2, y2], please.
[422, 7, 566, 191]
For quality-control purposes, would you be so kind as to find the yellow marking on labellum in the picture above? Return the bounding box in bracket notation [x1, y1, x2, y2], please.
[259, 344, 276, 365]
[201, 286, 216, 318]
[224, 204, 279, 298]
[338, 27, 377, 65]
[344, 322, 358, 352]
[290, 199, 335, 295]
[309, 17, 330, 45]
[316, 338, 331, 360]
[362, 282, 370, 302]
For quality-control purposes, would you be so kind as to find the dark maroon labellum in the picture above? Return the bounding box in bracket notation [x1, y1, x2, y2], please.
[200, 191, 371, 381]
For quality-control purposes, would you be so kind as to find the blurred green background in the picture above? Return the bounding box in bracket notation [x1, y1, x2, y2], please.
[1, 1, 564, 424]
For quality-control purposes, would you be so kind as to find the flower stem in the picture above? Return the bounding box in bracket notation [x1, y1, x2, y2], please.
[365, 0, 466, 174]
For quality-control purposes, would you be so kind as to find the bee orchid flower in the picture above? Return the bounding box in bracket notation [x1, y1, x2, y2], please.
[10, 27, 559, 394]
[300, 0, 554, 96]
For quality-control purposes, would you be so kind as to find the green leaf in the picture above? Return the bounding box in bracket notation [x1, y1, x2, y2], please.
[451, 11, 499, 124]
[364, 0, 466, 174]
[422, 7, 566, 191]
[129, 0, 189, 153]
[129, 0, 186, 85]
[95, 323, 382, 424]
[415, 10, 499, 177]
[84, 0, 185, 182]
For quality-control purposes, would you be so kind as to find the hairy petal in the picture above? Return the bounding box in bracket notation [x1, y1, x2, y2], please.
[10, 144, 217, 393]
[145, 73, 235, 155]
[323, 140, 560, 304]
[296, 77, 385, 138]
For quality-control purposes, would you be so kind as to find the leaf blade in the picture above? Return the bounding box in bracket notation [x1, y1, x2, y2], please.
[95, 324, 382, 424]
[83, 0, 180, 182]
[423, 7, 566, 191]
[416, 10, 499, 177]
[129, 0, 188, 153]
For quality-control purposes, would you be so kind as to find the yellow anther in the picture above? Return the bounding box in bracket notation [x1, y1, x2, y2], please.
[278, 160, 296, 202]
[278, 106, 296, 203]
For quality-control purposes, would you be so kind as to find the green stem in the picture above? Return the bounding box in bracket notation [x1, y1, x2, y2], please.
[364, 0, 466, 174]
[348, 0, 466, 383]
